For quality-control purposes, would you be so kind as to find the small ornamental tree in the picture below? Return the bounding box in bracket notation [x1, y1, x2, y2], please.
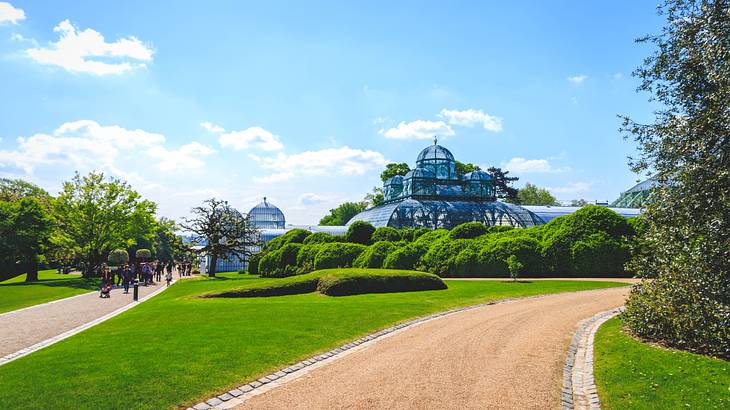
[507, 255, 523, 282]
[135, 249, 152, 262]
[345, 221, 376, 245]
[108, 249, 129, 266]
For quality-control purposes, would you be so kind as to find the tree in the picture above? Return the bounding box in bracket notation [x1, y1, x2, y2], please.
[0, 178, 50, 204]
[0, 197, 54, 282]
[454, 161, 481, 178]
[380, 163, 411, 182]
[154, 217, 186, 261]
[487, 167, 519, 202]
[570, 199, 589, 207]
[507, 255, 523, 282]
[621, 0, 730, 358]
[319, 201, 368, 226]
[181, 198, 261, 277]
[108, 249, 129, 266]
[516, 183, 560, 205]
[54, 172, 157, 277]
[364, 187, 384, 207]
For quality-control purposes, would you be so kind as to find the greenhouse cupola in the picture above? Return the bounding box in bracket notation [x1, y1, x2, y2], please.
[416, 138, 457, 180]
[248, 197, 286, 229]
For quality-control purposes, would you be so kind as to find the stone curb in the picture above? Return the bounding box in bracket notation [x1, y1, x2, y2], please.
[0, 279, 182, 367]
[561, 307, 624, 410]
[188, 286, 630, 410]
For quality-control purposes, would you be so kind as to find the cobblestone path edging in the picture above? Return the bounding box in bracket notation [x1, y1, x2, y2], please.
[0, 279, 180, 367]
[188, 288, 628, 410]
[562, 307, 624, 410]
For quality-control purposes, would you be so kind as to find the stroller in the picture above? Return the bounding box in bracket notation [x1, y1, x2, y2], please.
[100, 282, 112, 298]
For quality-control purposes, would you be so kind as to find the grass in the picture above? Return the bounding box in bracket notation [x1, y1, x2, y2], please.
[0, 270, 627, 409]
[594, 317, 730, 410]
[0, 270, 100, 314]
[208, 268, 446, 297]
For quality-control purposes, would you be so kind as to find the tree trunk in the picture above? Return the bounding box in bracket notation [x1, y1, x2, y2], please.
[24, 255, 39, 282]
[209, 254, 217, 277]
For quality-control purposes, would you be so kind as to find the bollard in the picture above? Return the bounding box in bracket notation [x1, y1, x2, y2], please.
[133, 280, 139, 301]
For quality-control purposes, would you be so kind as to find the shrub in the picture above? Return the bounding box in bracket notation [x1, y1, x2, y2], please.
[453, 245, 481, 277]
[303, 231, 336, 244]
[507, 255, 523, 281]
[296, 244, 324, 274]
[419, 237, 471, 276]
[450, 222, 488, 239]
[476, 241, 509, 277]
[491, 235, 542, 275]
[353, 241, 395, 268]
[248, 252, 261, 275]
[135, 248, 152, 261]
[344, 221, 376, 245]
[314, 243, 367, 270]
[371, 227, 402, 242]
[316, 270, 447, 296]
[382, 244, 425, 270]
[413, 229, 449, 245]
[570, 205, 633, 240]
[211, 278, 319, 298]
[571, 233, 629, 276]
[108, 249, 129, 266]
[260, 243, 303, 277]
[264, 229, 311, 252]
[487, 225, 515, 233]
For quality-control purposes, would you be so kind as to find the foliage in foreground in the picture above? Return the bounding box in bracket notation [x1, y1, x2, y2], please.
[594, 317, 730, 410]
[207, 269, 446, 297]
[621, 0, 730, 358]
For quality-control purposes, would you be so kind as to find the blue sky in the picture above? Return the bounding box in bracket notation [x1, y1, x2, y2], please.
[0, 1, 662, 224]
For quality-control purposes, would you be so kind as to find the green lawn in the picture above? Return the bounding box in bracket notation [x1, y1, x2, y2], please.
[594, 317, 730, 410]
[0, 271, 627, 409]
[0, 270, 100, 314]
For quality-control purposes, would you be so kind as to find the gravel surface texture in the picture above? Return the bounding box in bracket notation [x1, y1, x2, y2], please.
[233, 286, 631, 410]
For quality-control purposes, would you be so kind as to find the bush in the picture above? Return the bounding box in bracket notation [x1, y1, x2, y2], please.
[450, 222, 488, 239]
[414, 229, 449, 245]
[108, 249, 129, 266]
[419, 236, 474, 276]
[135, 248, 152, 261]
[264, 229, 311, 252]
[382, 244, 426, 270]
[453, 245, 481, 277]
[371, 227, 402, 242]
[314, 243, 367, 270]
[571, 233, 629, 276]
[487, 225, 515, 233]
[491, 235, 542, 275]
[295, 244, 324, 274]
[303, 231, 336, 244]
[211, 278, 319, 298]
[344, 221, 376, 245]
[570, 205, 633, 240]
[353, 241, 396, 268]
[316, 270, 447, 296]
[248, 252, 261, 275]
[259, 243, 303, 277]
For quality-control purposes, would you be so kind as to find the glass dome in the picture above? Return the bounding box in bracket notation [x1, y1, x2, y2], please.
[416, 143, 456, 180]
[384, 175, 404, 201]
[248, 197, 286, 229]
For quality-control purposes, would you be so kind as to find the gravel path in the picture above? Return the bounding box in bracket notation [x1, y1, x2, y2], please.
[0, 281, 168, 358]
[234, 286, 631, 410]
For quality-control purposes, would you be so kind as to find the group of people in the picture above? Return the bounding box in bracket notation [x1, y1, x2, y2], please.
[98, 259, 195, 298]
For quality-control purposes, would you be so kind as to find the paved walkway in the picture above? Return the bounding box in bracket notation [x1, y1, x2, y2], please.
[230, 286, 631, 410]
[0, 278, 177, 360]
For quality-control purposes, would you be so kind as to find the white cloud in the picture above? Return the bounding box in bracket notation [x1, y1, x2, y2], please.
[0, 120, 213, 175]
[0, 2, 24, 24]
[219, 126, 284, 151]
[252, 146, 388, 183]
[438, 108, 503, 133]
[379, 120, 454, 140]
[298, 192, 329, 206]
[200, 122, 225, 133]
[548, 181, 593, 194]
[503, 157, 569, 173]
[567, 74, 588, 84]
[147, 141, 215, 171]
[26, 19, 153, 75]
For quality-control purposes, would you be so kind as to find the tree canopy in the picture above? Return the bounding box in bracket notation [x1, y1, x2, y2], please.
[319, 201, 368, 226]
[516, 183, 560, 206]
[487, 167, 519, 202]
[379, 163, 411, 182]
[621, 0, 730, 359]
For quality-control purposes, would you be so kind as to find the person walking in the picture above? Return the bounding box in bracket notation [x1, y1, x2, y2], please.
[121, 264, 133, 294]
[155, 261, 164, 282]
[167, 260, 175, 279]
[165, 269, 172, 287]
[141, 263, 151, 286]
[115, 265, 123, 287]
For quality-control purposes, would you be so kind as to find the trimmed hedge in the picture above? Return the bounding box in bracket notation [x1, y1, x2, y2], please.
[314, 243, 367, 270]
[264, 228, 311, 252]
[303, 231, 337, 244]
[345, 221, 376, 245]
[353, 241, 396, 268]
[382, 244, 425, 270]
[371, 227, 402, 242]
[450, 222, 488, 239]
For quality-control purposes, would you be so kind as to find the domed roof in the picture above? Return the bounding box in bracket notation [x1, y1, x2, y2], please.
[464, 170, 493, 181]
[384, 175, 404, 186]
[405, 167, 436, 179]
[249, 197, 285, 229]
[416, 143, 455, 164]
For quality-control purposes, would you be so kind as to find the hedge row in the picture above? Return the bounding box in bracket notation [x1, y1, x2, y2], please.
[252, 206, 641, 278]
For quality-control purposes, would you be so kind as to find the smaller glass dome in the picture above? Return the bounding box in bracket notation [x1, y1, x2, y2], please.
[464, 170, 493, 181]
[249, 197, 286, 229]
[384, 175, 404, 186]
[416, 144, 455, 164]
[405, 167, 436, 179]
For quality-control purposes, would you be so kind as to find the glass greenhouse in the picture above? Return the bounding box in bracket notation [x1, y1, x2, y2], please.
[249, 197, 286, 229]
[610, 176, 658, 208]
[348, 141, 544, 229]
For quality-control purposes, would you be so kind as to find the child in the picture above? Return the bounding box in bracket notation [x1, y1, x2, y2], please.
[165, 270, 172, 287]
